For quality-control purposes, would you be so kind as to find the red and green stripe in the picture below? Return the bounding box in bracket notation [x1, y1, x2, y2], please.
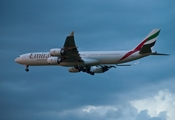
[119, 29, 160, 62]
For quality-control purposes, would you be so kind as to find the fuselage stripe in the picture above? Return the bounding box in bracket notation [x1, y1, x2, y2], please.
[118, 50, 137, 61]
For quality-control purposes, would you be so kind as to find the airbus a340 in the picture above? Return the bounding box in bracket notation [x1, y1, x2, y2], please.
[15, 29, 168, 75]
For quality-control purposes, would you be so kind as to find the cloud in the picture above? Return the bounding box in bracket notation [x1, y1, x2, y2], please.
[135, 110, 167, 120]
[37, 104, 136, 120]
[131, 89, 175, 120]
[39, 89, 174, 120]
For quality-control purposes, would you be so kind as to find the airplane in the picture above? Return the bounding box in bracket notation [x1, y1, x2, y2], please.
[15, 29, 168, 75]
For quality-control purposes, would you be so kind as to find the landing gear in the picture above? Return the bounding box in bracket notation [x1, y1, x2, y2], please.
[25, 65, 29, 72]
[74, 65, 94, 75]
[88, 71, 94, 75]
[85, 66, 94, 75]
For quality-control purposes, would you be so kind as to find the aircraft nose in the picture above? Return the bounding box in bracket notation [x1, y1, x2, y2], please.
[15, 57, 20, 63]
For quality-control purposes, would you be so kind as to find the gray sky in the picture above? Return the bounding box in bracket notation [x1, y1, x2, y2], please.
[1, 0, 175, 120]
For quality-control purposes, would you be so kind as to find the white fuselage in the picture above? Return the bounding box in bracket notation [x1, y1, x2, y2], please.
[15, 50, 147, 67]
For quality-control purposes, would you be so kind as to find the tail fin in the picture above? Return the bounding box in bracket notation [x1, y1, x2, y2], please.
[134, 29, 161, 54]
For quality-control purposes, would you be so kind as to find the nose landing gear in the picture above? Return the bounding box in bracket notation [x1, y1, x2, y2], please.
[25, 65, 29, 72]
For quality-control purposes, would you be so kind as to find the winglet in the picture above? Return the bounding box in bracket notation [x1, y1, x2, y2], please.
[69, 31, 74, 36]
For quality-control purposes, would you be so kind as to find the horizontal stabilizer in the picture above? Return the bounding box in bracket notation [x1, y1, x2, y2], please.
[151, 52, 169, 56]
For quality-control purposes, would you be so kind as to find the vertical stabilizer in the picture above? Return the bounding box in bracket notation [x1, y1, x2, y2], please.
[134, 29, 161, 54]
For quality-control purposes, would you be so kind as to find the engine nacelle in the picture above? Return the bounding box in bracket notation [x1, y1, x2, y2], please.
[47, 57, 61, 64]
[68, 67, 80, 73]
[50, 48, 65, 56]
[91, 66, 108, 73]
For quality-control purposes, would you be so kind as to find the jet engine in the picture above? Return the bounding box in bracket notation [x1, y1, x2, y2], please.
[50, 48, 65, 56]
[68, 67, 80, 73]
[91, 66, 109, 73]
[47, 57, 61, 64]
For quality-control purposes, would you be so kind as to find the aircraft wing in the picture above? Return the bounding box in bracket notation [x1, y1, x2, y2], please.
[61, 32, 83, 63]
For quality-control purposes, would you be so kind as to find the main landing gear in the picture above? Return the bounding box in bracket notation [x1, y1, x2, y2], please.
[25, 65, 29, 72]
[74, 65, 94, 75]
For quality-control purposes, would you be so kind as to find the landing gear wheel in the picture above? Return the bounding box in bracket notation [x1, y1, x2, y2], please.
[89, 72, 94, 75]
[74, 65, 94, 75]
[74, 65, 79, 69]
[25, 65, 29, 72]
